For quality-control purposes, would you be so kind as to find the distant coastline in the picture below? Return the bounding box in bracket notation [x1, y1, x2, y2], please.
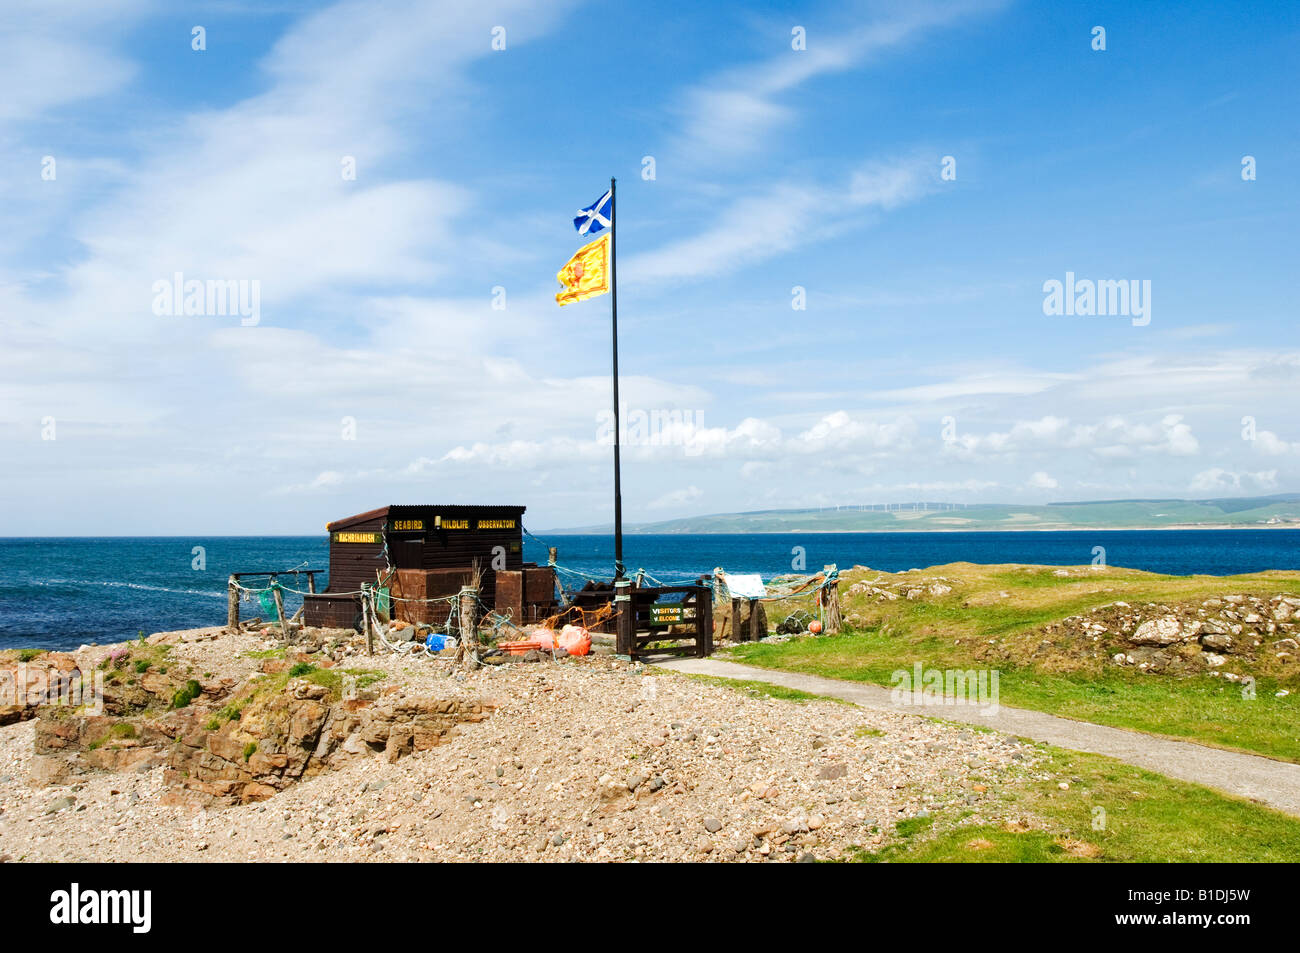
[542, 523, 1300, 535]
[542, 493, 1300, 536]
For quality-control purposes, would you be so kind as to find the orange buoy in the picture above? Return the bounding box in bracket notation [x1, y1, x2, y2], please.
[809, 620, 823, 634]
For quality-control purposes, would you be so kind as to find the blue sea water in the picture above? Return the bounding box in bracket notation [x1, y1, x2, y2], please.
[2, 530, 1298, 650]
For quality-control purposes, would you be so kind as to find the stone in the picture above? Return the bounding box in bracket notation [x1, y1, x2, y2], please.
[1199, 632, 1234, 653]
[703, 816, 722, 833]
[45, 796, 76, 814]
[781, 813, 810, 834]
[817, 763, 848, 780]
[29, 756, 73, 787]
[1129, 616, 1186, 646]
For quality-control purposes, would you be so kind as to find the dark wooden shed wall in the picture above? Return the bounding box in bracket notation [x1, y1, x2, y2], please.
[307, 504, 530, 628]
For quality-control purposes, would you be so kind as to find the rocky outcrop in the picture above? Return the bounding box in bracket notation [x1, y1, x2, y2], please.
[1041, 593, 1300, 677]
[30, 667, 496, 806]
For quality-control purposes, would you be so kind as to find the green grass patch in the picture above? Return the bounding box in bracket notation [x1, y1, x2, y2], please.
[727, 562, 1300, 762]
[729, 629, 1300, 762]
[242, 647, 286, 660]
[169, 679, 203, 709]
[852, 747, 1300, 863]
[678, 672, 849, 705]
[87, 721, 139, 750]
[342, 668, 387, 691]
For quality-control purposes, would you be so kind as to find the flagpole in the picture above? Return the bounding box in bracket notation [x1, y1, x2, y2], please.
[610, 176, 624, 580]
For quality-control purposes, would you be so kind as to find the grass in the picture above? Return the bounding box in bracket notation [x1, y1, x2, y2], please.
[694, 664, 1300, 862]
[730, 629, 1300, 761]
[853, 746, 1300, 863]
[678, 673, 848, 705]
[87, 721, 138, 750]
[729, 563, 1300, 762]
[202, 666, 385, 731]
[242, 647, 286, 660]
[342, 668, 387, 691]
[169, 678, 203, 709]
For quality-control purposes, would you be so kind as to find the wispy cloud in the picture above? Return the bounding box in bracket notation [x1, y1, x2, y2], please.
[628, 153, 938, 284]
[671, 0, 1005, 164]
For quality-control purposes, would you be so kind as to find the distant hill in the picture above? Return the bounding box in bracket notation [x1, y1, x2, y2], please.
[543, 494, 1300, 534]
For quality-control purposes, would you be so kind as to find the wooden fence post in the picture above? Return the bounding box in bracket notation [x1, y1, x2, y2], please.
[459, 586, 479, 665]
[306, 571, 317, 594]
[747, 598, 763, 642]
[697, 581, 713, 657]
[270, 574, 290, 643]
[823, 565, 842, 634]
[361, 585, 374, 656]
[227, 574, 239, 629]
[614, 579, 634, 658]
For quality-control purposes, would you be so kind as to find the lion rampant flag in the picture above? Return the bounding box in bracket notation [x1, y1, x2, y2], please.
[555, 233, 611, 306]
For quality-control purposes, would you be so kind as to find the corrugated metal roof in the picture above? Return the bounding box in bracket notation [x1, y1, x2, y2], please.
[327, 504, 526, 531]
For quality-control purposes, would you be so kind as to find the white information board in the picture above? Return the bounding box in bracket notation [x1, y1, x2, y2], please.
[723, 573, 767, 599]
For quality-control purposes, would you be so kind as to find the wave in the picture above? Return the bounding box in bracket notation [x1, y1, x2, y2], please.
[28, 579, 227, 600]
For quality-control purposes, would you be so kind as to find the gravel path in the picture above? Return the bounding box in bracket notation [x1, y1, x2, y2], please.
[0, 630, 1049, 862]
[654, 657, 1300, 817]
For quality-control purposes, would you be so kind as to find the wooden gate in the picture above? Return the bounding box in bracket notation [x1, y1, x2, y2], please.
[614, 580, 713, 661]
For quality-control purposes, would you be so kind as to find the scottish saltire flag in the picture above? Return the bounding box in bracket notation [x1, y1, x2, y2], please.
[573, 188, 613, 236]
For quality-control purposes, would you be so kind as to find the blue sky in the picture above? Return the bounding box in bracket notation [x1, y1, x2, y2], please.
[2, 0, 1298, 534]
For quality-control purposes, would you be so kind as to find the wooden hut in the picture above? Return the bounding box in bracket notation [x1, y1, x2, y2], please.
[302, 504, 557, 629]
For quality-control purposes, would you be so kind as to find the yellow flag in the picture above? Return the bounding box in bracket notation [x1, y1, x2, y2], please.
[555, 233, 610, 306]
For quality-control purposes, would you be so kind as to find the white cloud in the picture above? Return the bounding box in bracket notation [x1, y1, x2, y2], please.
[945, 414, 1199, 460]
[670, 1, 1005, 163]
[0, 1, 147, 123]
[1252, 430, 1300, 456]
[648, 486, 703, 510]
[628, 155, 937, 285]
[1027, 471, 1058, 490]
[1189, 468, 1278, 495]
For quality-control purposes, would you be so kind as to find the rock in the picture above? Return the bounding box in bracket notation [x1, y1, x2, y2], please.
[781, 813, 810, 834]
[703, 816, 722, 833]
[1129, 616, 1186, 646]
[817, 763, 848, 780]
[45, 796, 76, 814]
[29, 756, 73, 787]
[1200, 632, 1234, 653]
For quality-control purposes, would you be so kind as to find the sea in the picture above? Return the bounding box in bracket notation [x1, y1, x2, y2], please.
[2, 530, 1298, 651]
